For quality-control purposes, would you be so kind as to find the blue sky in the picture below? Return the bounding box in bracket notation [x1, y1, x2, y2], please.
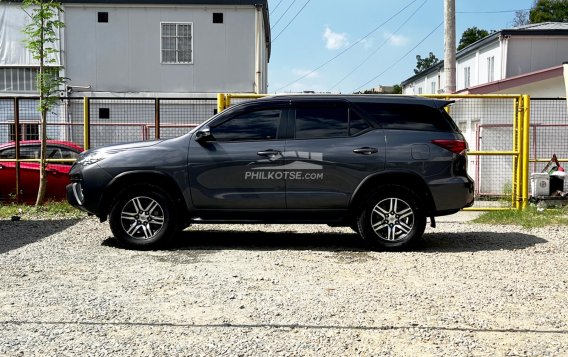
[267, 0, 535, 94]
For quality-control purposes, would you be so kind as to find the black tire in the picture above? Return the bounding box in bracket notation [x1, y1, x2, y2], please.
[109, 184, 178, 249]
[356, 185, 426, 250]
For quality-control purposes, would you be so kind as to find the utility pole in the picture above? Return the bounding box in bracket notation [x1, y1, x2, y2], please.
[444, 0, 456, 93]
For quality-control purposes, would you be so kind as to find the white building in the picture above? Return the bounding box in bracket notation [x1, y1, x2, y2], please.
[0, 0, 271, 145]
[401, 22, 568, 97]
[0, 0, 271, 96]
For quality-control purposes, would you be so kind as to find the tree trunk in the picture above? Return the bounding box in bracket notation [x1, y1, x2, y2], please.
[35, 107, 48, 205]
[35, 3, 47, 206]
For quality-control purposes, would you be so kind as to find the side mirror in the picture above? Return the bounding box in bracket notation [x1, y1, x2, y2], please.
[195, 126, 213, 142]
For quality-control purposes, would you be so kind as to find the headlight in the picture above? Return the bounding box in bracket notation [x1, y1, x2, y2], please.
[78, 151, 110, 166]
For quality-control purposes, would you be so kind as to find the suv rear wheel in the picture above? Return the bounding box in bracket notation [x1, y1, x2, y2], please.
[357, 185, 426, 249]
[109, 185, 177, 249]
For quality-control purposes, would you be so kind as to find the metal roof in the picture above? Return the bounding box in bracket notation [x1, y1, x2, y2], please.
[401, 22, 568, 86]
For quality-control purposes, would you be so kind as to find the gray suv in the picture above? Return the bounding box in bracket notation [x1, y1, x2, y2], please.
[67, 95, 474, 249]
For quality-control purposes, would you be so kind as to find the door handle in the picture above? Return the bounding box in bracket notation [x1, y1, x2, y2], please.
[353, 147, 378, 155]
[257, 149, 281, 157]
[0, 164, 3, 169]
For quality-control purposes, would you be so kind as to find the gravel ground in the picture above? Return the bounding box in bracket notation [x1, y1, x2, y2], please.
[1, 212, 567, 356]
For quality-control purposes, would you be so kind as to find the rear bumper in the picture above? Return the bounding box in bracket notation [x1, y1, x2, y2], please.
[429, 175, 474, 214]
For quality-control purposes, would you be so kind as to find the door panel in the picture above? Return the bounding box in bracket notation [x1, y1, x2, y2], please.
[187, 106, 287, 210]
[188, 140, 286, 209]
[284, 132, 385, 209]
[285, 102, 385, 209]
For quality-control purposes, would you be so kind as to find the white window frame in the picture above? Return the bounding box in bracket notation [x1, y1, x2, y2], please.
[487, 56, 495, 82]
[0, 67, 40, 93]
[430, 81, 436, 94]
[160, 22, 193, 65]
[464, 66, 471, 88]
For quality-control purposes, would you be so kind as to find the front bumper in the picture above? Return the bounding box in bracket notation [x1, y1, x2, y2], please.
[66, 182, 94, 214]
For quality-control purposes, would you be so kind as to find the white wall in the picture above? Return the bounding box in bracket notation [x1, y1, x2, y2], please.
[456, 53, 476, 91]
[507, 37, 568, 78]
[64, 4, 263, 94]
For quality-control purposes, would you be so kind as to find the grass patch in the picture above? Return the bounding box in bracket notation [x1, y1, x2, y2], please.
[473, 206, 568, 228]
[0, 201, 84, 220]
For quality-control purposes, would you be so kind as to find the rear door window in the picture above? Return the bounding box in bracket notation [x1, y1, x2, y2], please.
[357, 103, 456, 132]
[294, 104, 349, 139]
[292, 103, 372, 139]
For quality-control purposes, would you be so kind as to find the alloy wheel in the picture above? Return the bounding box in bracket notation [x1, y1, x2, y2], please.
[120, 196, 165, 240]
[370, 197, 415, 241]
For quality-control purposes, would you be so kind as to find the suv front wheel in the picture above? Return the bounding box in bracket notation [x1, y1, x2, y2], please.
[109, 185, 178, 249]
[357, 185, 426, 249]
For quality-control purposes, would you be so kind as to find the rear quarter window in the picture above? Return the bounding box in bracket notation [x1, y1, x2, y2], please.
[357, 103, 458, 132]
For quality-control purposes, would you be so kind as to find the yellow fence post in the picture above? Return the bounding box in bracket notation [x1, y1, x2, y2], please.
[522, 95, 531, 209]
[83, 97, 90, 151]
[514, 96, 522, 209]
[217, 93, 226, 114]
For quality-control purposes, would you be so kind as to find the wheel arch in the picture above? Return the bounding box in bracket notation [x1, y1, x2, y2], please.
[349, 171, 436, 215]
[99, 171, 188, 221]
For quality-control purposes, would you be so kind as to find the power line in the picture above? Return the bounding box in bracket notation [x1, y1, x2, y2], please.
[271, 0, 285, 13]
[352, 21, 443, 93]
[329, 0, 429, 91]
[272, 0, 311, 42]
[271, 0, 297, 30]
[274, 0, 419, 93]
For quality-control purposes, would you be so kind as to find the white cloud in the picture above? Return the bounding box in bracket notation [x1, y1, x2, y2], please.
[292, 68, 319, 79]
[323, 26, 348, 50]
[384, 32, 409, 47]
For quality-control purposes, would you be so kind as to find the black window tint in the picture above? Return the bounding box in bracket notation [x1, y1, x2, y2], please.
[358, 103, 454, 132]
[0, 146, 39, 159]
[20, 146, 38, 159]
[47, 146, 62, 159]
[349, 109, 370, 136]
[295, 105, 348, 139]
[212, 109, 281, 141]
[0, 148, 14, 159]
[60, 148, 80, 160]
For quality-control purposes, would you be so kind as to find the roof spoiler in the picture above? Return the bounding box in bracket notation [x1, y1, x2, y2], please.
[433, 99, 455, 109]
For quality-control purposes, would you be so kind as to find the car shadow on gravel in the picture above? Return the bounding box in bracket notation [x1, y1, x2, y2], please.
[104, 229, 369, 252]
[418, 231, 547, 252]
[0, 219, 81, 254]
[102, 228, 547, 253]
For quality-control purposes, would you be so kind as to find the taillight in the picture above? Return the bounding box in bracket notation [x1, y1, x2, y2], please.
[432, 139, 468, 154]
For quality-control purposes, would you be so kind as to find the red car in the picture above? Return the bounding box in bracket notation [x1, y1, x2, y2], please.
[0, 140, 84, 203]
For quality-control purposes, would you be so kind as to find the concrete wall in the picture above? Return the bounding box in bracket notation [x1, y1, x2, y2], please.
[64, 4, 262, 94]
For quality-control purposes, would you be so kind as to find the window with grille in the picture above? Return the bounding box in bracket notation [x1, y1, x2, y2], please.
[0, 67, 39, 92]
[161, 23, 193, 64]
[9, 123, 40, 141]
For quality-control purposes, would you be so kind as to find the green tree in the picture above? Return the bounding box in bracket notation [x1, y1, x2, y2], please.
[21, 0, 65, 205]
[414, 52, 439, 74]
[529, 0, 568, 23]
[392, 84, 402, 94]
[458, 27, 490, 51]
